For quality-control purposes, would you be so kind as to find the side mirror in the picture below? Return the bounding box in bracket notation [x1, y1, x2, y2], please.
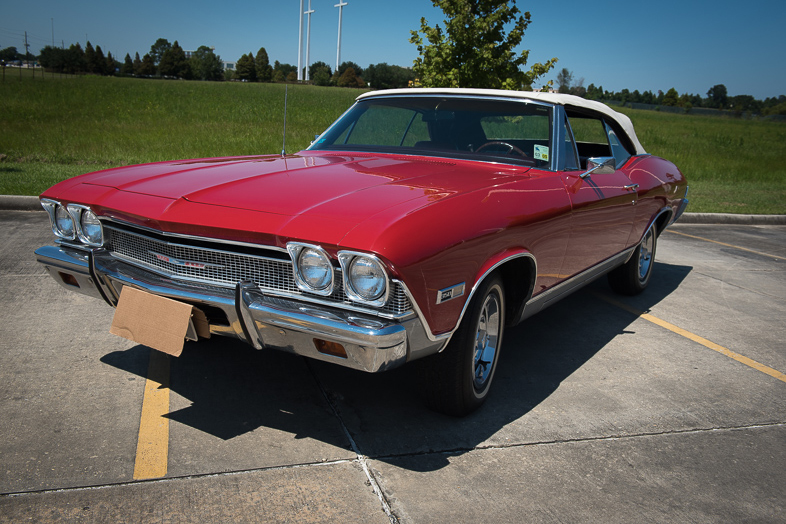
[580, 156, 616, 179]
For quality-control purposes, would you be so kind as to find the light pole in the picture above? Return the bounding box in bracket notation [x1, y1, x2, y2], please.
[304, 0, 314, 81]
[335, 1, 347, 72]
[297, 0, 303, 81]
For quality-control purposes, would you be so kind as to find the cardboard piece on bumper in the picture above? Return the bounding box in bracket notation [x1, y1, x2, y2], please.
[109, 286, 210, 357]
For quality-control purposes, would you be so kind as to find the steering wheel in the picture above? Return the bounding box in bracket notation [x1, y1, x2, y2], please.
[475, 141, 528, 157]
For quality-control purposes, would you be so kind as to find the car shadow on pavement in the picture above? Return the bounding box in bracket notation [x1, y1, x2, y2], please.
[100, 261, 692, 471]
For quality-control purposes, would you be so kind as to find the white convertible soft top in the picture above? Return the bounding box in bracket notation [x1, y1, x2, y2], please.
[358, 88, 646, 155]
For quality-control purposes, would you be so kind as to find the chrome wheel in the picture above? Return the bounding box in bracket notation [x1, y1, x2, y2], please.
[473, 293, 501, 392]
[637, 227, 655, 283]
[416, 275, 505, 416]
[608, 225, 658, 296]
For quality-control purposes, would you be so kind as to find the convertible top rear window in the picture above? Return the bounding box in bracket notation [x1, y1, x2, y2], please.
[310, 96, 552, 168]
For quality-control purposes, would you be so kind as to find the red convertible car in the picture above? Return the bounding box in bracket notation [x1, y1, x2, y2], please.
[35, 88, 688, 415]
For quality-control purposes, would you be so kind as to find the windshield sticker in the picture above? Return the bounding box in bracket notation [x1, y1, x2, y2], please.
[534, 145, 549, 161]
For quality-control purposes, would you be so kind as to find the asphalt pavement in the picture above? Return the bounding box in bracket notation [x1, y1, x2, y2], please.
[0, 209, 784, 523]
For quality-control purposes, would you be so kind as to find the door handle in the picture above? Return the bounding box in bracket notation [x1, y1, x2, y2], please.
[624, 184, 639, 191]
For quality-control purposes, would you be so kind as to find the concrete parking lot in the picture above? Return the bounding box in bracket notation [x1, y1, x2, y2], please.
[1, 209, 784, 523]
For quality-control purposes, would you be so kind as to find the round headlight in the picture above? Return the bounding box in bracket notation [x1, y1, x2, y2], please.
[348, 256, 386, 301]
[79, 209, 103, 245]
[54, 205, 75, 239]
[298, 248, 333, 291]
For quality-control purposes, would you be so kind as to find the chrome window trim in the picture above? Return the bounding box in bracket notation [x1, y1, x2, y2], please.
[307, 94, 556, 171]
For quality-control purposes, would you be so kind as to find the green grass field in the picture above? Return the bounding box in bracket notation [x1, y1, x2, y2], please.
[1, 73, 784, 214]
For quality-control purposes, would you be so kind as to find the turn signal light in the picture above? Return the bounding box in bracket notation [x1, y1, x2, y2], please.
[314, 339, 347, 359]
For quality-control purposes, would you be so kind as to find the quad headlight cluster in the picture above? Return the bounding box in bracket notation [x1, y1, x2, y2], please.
[288, 243, 389, 307]
[41, 199, 104, 247]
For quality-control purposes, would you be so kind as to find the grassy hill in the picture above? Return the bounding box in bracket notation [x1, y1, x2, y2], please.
[1, 74, 784, 214]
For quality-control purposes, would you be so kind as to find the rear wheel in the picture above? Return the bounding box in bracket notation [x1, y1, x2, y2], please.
[417, 275, 505, 416]
[608, 226, 657, 295]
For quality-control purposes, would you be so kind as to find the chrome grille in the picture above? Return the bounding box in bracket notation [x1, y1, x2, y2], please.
[103, 225, 412, 316]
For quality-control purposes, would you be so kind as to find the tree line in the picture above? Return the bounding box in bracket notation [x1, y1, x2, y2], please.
[2, 38, 415, 90]
[554, 68, 785, 116]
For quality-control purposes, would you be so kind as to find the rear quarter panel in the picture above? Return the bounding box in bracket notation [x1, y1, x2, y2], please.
[625, 155, 688, 244]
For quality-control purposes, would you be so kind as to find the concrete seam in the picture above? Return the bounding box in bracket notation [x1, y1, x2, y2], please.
[4, 422, 782, 499]
[304, 359, 400, 524]
[368, 421, 786, 463]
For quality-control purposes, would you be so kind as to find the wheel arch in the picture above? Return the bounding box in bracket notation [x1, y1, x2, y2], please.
[470, 250, 537, 330]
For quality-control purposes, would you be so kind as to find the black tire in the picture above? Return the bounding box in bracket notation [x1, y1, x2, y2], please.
[608, 226, 657, 295]
[417, 275, 505, 416]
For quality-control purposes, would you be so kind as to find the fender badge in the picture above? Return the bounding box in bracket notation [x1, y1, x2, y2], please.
[436, 282, 465, 304]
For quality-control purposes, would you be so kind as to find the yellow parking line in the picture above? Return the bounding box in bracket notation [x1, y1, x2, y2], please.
[133, 349, 171, 480]
[593, 292, 786, 384]
[665, 230, 786, 261]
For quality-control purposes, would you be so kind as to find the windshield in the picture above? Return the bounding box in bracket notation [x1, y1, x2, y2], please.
[309, 96, 553, 168]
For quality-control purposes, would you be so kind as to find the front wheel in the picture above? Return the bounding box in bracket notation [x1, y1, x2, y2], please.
[608, 226, 657, 295]
[417, 275, 505, 416]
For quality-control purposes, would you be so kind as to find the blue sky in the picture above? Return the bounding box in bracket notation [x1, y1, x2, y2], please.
[2, 0, 783, 100]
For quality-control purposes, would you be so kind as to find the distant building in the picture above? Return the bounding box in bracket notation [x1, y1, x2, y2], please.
[223, 61, 236, 71]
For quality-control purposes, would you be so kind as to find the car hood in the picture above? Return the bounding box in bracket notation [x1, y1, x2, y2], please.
[48, 152, 530, 247]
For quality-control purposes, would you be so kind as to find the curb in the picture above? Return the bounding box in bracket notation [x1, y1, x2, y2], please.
[0, 195, 45, 212]
[1, 195, 784, 225]
[675, 213, 786, 225]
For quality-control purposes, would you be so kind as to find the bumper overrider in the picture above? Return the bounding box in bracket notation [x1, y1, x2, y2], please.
[35, 243, 444, 372]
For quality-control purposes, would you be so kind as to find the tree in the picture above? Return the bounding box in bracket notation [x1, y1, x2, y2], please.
[556, 68, 573, 93]
[38, 46, 64, 72]
[662, 87, 679, 106]
[585, 83, 602, 100]
[309, 60, 332, 81]
[65, 43, 86, 74]
[255, 47, 273, 82]
[235, 52, 256, 81]
[337, 66, 359, 87]
[159, 41, 191, 79]
[728, 94, 761, 114]
[706, 84, 728, 109]
[138, 53, 156, 77]
[121, 53, 134, 75]
[104, 50, 117, 76]
[0, 46, 18, 63]
[149, 38, 171, 67]
[337, 61, 363, 79]
[132, 52, 143, 76]
[84, 42, 98, 74]
[410, 0, 557, 89]
[190, 46, 223, 81]
[366, 63, 415, 89]
[274, 61, 297, 82]
[93, 45, 107, 74]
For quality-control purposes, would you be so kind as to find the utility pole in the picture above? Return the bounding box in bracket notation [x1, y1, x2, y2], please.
[51, 18, 54, 47]
[24, 31, 30, 67]
[304, 0, 314, 81]
[335, 1, 347, 72]
[297, 0, 303, 81]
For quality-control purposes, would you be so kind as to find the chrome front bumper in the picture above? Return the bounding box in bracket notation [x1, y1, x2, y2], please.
[35, 244, 444, 372]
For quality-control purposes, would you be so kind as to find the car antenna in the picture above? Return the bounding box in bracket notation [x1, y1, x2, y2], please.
[281, 84, 288, 157]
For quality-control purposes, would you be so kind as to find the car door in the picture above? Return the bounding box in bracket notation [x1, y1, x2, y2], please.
[559, 112, 638, 278]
